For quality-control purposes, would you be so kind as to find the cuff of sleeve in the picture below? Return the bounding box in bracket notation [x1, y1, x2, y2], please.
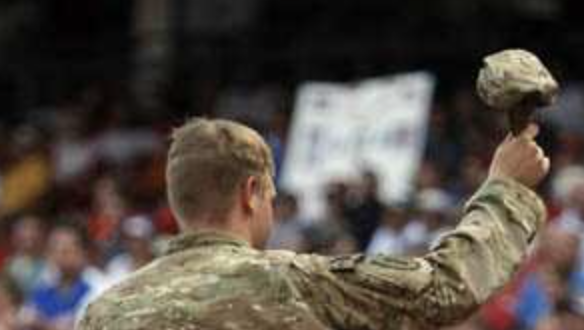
[464, 178, 547, 238]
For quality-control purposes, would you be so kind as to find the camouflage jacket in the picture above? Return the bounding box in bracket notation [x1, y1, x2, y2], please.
[78, 178, 546, 330]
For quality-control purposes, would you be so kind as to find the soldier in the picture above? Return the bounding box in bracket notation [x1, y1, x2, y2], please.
[79, 118, 549, 330]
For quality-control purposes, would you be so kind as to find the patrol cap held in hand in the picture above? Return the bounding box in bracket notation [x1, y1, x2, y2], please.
[477, 49, 559, 110]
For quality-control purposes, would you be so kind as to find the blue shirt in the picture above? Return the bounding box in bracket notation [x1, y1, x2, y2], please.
[515, 269, 584, 329]
[28, 276, 91, 320]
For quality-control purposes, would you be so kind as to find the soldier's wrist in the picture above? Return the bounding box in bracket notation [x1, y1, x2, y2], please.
[468, 177, 547, 235]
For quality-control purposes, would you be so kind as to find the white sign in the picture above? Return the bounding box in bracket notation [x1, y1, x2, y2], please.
[281, 72, 435, 219]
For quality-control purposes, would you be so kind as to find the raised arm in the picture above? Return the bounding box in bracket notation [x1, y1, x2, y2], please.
[289, 124, 549, 329]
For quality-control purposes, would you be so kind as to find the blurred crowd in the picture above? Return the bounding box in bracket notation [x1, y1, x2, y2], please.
[0, 81, 583, 330]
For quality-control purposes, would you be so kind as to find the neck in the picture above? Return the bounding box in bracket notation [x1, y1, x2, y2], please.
[182, 214, 253, 246]
[59, 272, 79, 289]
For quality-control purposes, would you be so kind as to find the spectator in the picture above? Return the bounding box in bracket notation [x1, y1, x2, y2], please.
[514, 227, 584, 329]
[5, 215, 47, 296]
[105, 215, 155, 284]
[343, 171, 384, 251]
[302, 182, 358, 254]
[267, 192, 305, 251]
[415, 160, 445, 191]
[552, 166, 584, 266]
[20, 226, 93, 330]
[403, 188, 454, 253]
[86, 175, 127, 260]
[366, 205, 409, 255]
[302, 222, 358, 255]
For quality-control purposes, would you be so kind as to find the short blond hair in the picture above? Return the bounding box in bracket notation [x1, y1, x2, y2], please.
[166, 118, 274, 224]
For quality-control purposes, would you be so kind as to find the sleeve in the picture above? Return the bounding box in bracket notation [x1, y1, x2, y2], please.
[288, 178, 546, 330]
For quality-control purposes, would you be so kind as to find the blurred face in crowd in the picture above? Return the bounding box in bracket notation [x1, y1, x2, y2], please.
[540, 228, 580, 276]
[382, 207, 407, 231]
[274, 194, 298, 223]
[416, 161, 442, 190]
[423, 211, 446, 231]
[93, 176, 125, 219]
[121, 216, 155, 265]
[12, 215, 44, 255]
[48, 228, 86, 280]
[124, 237, 154, 268]
[127, 238, 149, 254]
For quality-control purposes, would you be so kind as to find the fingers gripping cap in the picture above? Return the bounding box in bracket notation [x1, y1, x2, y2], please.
[477, 49, 559, 110]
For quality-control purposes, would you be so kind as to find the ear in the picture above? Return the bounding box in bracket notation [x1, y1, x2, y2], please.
[241, 176, 261, 215]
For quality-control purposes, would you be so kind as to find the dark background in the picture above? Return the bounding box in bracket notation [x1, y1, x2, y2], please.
[1, 0, 583, 120]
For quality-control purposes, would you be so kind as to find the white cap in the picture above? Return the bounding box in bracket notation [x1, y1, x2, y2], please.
[552, 165, 584, 204]
[416, 189, 453, 213]
[122, 215, 154, 239]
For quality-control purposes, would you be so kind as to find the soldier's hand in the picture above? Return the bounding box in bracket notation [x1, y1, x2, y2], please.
[488, 123, 550, 188]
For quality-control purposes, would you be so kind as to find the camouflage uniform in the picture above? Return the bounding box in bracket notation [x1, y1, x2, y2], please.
[78, 178, 545, 330]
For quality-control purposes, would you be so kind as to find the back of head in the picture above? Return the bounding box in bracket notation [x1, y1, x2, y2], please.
[166, 118, 274, 227]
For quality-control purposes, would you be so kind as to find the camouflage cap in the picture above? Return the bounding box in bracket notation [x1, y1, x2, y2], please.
[476, 49, 559, 110]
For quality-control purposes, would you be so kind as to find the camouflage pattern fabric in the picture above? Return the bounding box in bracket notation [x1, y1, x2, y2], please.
[78, 178, 546, 330]
[476, 49, 559, 110]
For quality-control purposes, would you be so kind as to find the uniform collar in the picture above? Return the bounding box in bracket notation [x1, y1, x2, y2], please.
[164, 230, 251, 255]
